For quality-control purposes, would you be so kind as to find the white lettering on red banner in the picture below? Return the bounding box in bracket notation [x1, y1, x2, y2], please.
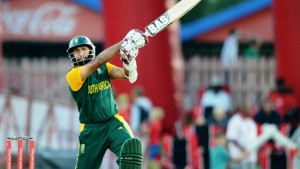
[1, 2, 78, 37]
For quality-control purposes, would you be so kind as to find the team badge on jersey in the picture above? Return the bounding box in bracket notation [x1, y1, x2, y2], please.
[97, 68, 102, 74]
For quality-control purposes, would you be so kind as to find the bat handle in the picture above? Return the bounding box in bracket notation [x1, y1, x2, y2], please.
[144, 30, 152, 38]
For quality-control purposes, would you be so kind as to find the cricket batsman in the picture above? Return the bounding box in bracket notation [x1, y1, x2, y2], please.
[65, 29, 148, 169]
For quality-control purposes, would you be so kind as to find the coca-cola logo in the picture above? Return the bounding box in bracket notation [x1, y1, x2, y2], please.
[1, 2, 79, 37]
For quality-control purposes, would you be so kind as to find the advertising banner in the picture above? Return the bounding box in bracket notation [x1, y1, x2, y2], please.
[1, 0, 104, 42]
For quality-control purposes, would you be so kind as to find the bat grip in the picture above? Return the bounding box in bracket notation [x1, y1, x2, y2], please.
[144, 30, 152, 38]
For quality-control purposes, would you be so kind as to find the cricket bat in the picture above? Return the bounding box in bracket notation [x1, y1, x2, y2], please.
[144, 0, 202, 37]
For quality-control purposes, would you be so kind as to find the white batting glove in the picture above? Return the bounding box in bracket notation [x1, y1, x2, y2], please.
[120, 38, 139, 65]
[123, 58, 138, 83]
[123, 58, 137, 72]
[124, 29, 149, 48]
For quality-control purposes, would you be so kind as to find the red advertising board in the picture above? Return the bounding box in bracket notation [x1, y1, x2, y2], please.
[1, 0, 104, 42]
[274, 0, 300, 106]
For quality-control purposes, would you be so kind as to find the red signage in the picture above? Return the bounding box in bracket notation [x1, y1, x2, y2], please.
[1, 0, 104, 42]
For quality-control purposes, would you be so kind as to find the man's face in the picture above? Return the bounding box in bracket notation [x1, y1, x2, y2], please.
[73, 46, 90, 61]
[263, 101, 273, 114]
[240, 105, 251, 117]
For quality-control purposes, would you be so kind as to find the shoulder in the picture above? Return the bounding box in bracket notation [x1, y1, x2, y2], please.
[105, 62, 117, 75]
[66, 67, 83, 81]
[229, 114, 241, 123]
[202, 90, 214, 98]
[255, 110, 263, 117]
[247, 117, 257, 126]
[67, 66, 81, 75]
[66, 66, 85, 91]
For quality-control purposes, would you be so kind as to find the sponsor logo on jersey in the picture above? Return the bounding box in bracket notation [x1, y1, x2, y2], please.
[145, 13, 170, 36]
[88, 80, 111, 94]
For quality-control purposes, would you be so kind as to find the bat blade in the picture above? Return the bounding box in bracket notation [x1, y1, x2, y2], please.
[144, 0, 202, 37]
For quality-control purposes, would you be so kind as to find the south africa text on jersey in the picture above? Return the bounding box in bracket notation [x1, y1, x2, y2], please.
[88, 80, 111, 94]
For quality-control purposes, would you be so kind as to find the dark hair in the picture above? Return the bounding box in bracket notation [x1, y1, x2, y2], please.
[249, 38, 257, 46]
[276, 77, 286, 87]
[132, 86, 145, 97]
[229, 28, 236, 35]
[275, 77, 294, 93]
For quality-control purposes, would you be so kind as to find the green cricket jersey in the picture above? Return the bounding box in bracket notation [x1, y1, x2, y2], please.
[66, 63, 118, 123]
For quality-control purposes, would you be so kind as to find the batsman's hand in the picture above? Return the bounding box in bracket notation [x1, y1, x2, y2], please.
[124, 29, 149, 48]
[123, 58, 137, 72]
[120, 38, 139, 65]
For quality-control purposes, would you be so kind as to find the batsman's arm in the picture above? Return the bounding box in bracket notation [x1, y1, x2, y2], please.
[109, 67, 129, 80]
[80, 41, 122, 81]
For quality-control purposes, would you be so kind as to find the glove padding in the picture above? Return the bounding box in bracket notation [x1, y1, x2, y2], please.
[123, 58, 137, 72]
[120, 38, 139, 65]
[123, 59, 138, 83]
[124, 29, 149, 48]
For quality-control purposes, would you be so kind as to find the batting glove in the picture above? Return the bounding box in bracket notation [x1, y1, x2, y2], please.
[120, 38, 139, 65]
[124, 29, 149, 48]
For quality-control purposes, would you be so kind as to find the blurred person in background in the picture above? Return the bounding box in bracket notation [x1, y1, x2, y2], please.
[201, 75, 232, 122]
[254, 98, 283, 127]
[210, 131, 250, 169]
[148, 107, 164, 169]
[226, 104, 257, 169]
[65, 29, 148, 169]
[116, 93, 131, 123]
[221, 28, 239, 84]
[243, 37, 261, 59]
[254, 98, 287, 169]
[130, 86, 153, 136]
[210, 131, 230, 169]
[268, 78, 299, 136]
[268, 78, 298, 119]
[172, 121, 188, 169]
[207, 107, 229, 128]
[130, 86, 153, 169]
[198, 75, 232, 169]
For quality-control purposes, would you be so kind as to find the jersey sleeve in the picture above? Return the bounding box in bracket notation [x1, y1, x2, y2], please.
[66, 66, 85, 91]
[106, 62, 117, 76]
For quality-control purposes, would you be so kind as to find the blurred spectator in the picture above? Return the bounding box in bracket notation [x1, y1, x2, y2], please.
[116, 93, 131, 123]
[195, 116, 210, 169]
[130, 86, 153, 169]
[207, 107, 229, 128]
[226, 105, 257, 169]
[210, 131, 230, 169]
[268, 78, 298, 119]
[172, 121, 188, 169]
[268, 78, 299, 136]
[243, 38, 261, 59]
[148, 107, 164, 169]
[201, 75, 232, 121]
[183, 87, 193, 115]
[130, 86, 153, 136]
[254, 98, 283, 127]
[254, 98, 288, 169]
[221, 28, 239, 83]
